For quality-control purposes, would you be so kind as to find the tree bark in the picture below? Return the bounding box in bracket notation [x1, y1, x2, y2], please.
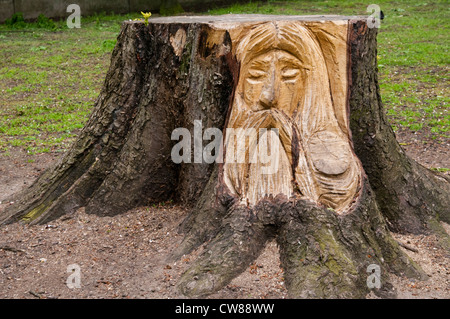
[1, 15, 448, 298]
[1, 19, 234, 224]
[348, 21, 450, 236]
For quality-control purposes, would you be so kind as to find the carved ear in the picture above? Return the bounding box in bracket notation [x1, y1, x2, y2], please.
[308, 131, 351, 176]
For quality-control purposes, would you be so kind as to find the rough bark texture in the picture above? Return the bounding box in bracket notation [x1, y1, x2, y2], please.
[0, 21, 233, 224]
[1, 15, 448, 298]
[176, 177, 425, 298]
[348, 21, 450, 238]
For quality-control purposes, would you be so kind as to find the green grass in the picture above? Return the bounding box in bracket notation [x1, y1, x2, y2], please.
[0, 1, 448, 157]
[430, 167, 450, 173]
[0, 12, 141, 154]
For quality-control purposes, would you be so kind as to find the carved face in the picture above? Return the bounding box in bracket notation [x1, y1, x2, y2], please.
[223, 22, 361, 213]
[242, 49, 305, 117]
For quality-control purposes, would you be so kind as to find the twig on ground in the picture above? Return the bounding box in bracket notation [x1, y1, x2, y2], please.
[0, 245, 25, 253]
[395, 240, 419, 253]
[28, 291, 43, 299]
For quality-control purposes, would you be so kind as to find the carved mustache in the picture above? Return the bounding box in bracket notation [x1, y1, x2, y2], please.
[226, 108, 300, 170]
[224, 107, 303, 202]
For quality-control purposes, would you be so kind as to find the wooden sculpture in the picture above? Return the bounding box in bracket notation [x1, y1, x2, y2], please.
[224, 21, 361, 212]
[1, 15, 448, 298]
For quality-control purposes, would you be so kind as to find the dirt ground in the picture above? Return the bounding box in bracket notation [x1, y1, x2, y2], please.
[0, 131, 448, 299]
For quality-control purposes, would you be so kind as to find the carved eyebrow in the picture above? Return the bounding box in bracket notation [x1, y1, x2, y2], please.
[278, 56, 302, 67]
[249, 59, 270, 70]
[276, 52, 311, 70]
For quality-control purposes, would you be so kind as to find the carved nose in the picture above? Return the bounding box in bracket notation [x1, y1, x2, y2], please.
[259, 69, 278, 109]
[259, 82, 278, 109]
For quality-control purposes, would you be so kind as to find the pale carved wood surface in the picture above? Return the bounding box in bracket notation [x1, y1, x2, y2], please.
[161, 17, 363, 213]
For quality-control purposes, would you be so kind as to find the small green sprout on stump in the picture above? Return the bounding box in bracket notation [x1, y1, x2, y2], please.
[141, 12, 152, 26]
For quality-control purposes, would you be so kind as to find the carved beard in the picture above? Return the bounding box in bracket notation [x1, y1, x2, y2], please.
[223, 94, 361, 211]
[223, 96, 298, 205]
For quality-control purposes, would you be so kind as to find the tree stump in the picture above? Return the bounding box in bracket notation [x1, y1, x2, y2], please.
[1, 15, 449, 298]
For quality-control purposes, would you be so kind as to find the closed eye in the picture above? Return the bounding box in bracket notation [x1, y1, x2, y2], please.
[281, 68, 300, 80]
[247, 69, 266, 80]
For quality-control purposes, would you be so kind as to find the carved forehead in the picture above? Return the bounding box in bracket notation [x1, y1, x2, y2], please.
[236, 22, 318, 67]
[247, 49, 303, 69]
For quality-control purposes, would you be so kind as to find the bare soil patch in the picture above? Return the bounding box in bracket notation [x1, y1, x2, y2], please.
[0, 130, 448, 299]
